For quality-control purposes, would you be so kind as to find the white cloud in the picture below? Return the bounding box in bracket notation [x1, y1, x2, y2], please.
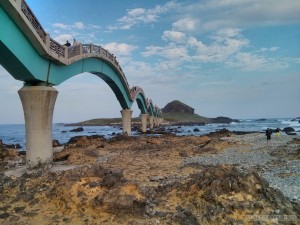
[143, 44, 190, 60]
[162, 30, 186, 43]
[183, 0, 300, 31]
[226, 52, 288, 71]
[109, 1, 181, 31]
[52, 21, 85, 30]
[74, 22, 84, 29]
[172, 18, 198, 31]
[103, 42, 137, 56]
[143, 28, 249, 64]
[53, 23, 67, 29]
[259, 47, 280, 52]
[53, 34, 73, 44]
[128, 8, 145, 16]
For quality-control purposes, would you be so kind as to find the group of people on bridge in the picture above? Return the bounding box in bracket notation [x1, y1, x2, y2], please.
[64, 39, 80, 47]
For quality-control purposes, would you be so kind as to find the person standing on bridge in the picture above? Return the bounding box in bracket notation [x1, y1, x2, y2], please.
[64, 40, 71, 47]
[73, 39, 79, 46]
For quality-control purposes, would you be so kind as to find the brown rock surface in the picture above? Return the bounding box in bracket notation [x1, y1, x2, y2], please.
[0, 133, 299, 224]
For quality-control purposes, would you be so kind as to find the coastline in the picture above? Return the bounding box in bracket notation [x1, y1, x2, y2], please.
[0, 131, 299, 224]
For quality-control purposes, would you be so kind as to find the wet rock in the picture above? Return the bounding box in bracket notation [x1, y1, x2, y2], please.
[52, 139, 61, 147]
[283, 127, 295, 133]
[69, 127, 84, 132]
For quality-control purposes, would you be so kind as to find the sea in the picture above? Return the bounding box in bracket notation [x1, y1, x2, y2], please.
[0, 118, 299, 150]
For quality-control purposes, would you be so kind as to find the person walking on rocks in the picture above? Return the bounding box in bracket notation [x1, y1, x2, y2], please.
[266, 128, 272, 140]
[275, 128, 280, 138]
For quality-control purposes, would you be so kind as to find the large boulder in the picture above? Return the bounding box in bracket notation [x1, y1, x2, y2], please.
[283, 127, 295, 133]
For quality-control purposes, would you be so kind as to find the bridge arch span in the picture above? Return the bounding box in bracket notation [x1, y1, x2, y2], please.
[0, 0, 163, 169]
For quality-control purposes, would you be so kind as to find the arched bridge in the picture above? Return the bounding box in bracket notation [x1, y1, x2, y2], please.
[0, 0, 163, 169]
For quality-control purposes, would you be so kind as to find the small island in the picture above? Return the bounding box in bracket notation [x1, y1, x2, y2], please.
[65, 100, 239, 126]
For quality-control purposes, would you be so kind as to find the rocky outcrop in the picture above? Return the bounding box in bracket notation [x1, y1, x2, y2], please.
[2, 133, 298, 224]
[162, 100, 195, 114]
[162, 100, 239, 124]
[283, 127, 295, 133]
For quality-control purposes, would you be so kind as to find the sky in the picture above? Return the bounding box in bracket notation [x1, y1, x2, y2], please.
[0, 0, 300, 123]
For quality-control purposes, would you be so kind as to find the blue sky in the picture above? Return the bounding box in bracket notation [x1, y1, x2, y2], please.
[0, 0, 300, 123]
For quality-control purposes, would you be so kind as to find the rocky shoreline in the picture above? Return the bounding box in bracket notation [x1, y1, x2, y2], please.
[0, 130, 299, 224]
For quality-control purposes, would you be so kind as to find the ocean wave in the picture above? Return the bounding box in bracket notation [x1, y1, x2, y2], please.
[280, 120, 300, 127]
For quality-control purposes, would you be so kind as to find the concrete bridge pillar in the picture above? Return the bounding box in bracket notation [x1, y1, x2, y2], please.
[18, 86, 58, 169]
[154, 117, 158, 126]
[121, 109, 132, 135]
[149, 116, 154, 130]
[141, 114, 148, 133]
[159, 118, 163, 125]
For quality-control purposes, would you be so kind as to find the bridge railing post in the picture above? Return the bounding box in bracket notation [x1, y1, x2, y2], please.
[90, 44, 93, 53]
[79, 43, 83, 55]
[64, 46, 68, 60]
[45, 33, 50, 51]
[13, 0, 22, 12]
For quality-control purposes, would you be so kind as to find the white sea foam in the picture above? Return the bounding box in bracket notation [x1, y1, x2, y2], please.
[280, 119, 300, 127]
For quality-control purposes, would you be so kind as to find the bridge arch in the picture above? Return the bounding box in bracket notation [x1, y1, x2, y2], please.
[0, 0, 163, 169]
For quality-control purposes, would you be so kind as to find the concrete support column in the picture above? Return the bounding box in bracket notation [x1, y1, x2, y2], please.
[154, 117, 158, 126]
[149, 116, 154, 130]
[156, 117, 159, 126]
[141, 114, 148, 133]
[159, 118, 163, 125]
[121, 109, 132, 135]
[18, 86, 58, 169]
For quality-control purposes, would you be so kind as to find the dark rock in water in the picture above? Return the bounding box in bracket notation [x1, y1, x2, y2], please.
[256, 118, 267, 121]
[287, 132, 297, 136]
[61, 130, 67, 133]
[193, 128, 200, 132]
[69, 127, 84, 132]
[283, 127, 295, 133]
[210, 117, 239, 124]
